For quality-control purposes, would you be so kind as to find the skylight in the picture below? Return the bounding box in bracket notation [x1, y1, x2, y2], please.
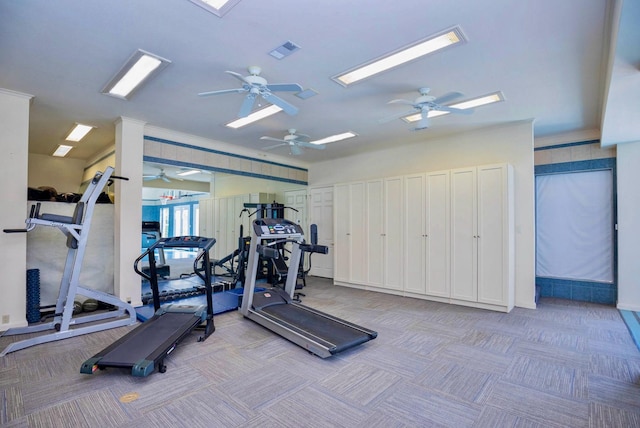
[102, 49, 171, 100]
[65, 123, 94, 142]
[403, 91, 505, 123]
[225, 105, 283, 129]
[53, 145, 73, 157]
[333, 26, 466, 87]
[188, 0, 241, 17]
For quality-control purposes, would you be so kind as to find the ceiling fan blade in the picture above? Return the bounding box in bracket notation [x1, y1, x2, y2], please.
[161, 176, 171, 183]
[295, 141, 326, 150]
[261, 92, 298, 115]
[433, 91, 463, 105]
[198, 88, 246, 97]
[143, 175, 158, 181]
[379, 109, 416, 123]
[388, 99, 415, 106]
[265, 83, 303, 92]
[290, 144, 304, 156]
[238, 93, 257, 118]
[225, 70, 250, 84]
[263, 143, 288, 150]
[260, 136, 287, 143]
[435, 105, 475, 115]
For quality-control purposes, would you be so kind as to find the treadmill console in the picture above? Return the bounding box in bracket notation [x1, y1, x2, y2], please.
[152, 236, 216, 251]
[253, 218, 303, 238]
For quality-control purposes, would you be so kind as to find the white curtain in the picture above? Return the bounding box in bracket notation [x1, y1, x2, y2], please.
[536, 170, 614, 282]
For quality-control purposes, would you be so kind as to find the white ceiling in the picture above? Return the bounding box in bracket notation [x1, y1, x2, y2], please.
[1, 0, 638, 168]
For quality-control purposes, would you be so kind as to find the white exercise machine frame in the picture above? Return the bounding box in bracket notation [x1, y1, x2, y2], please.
[1, 166, 137, 356]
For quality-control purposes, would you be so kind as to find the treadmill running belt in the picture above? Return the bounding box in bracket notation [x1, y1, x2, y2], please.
[96, 312, 200, 366]
[260, 304, 372, 353]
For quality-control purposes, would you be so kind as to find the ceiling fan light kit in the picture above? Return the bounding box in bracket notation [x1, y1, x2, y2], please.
[198, 66, 303, 118]
[260, 128, 327, 156]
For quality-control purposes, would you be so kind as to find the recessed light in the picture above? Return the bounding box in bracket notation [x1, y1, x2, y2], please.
[226, 105, 282, 129]
[53, 145, 73, 157]
[65, 123, 94, 142]
[188, 0, 241, 17]
[310, 132, 358, 145]
[102, 49, 171, 100]
[333, 26, 466, 87]
[403, 91, 505, 123]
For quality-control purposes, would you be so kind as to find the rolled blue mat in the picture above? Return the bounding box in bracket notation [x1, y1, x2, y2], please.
[26, 268, 41, 323]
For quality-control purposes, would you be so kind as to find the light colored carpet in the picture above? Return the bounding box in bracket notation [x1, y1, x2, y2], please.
[2, 277, 640, 427]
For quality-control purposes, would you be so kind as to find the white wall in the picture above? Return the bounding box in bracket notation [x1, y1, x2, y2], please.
[213, 173, 303, 200]
[28, 153, 86, 193]
[308, 120, 537, 309]
[0, 89, 32, 330]
[616, 140, 640, 311]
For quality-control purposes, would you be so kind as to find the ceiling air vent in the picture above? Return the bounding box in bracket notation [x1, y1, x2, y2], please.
[269, 41, 300, 60]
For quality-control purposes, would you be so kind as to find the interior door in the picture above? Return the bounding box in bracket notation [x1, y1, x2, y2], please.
[308, 186, 334, 278]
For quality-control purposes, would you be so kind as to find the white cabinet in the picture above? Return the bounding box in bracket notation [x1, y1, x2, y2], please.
[366, 179, 384, 288]
[336, 178, 403, 291]
[364, 177, 404, 290]
[334, 182, 366, 284]
[383, 177, 404, 291]
[334, 163, 513, 312]
[404, 171, 450, 297]
[450, 164, 513, 310]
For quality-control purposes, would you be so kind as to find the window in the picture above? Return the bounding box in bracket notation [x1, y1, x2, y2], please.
[159, 207, 169, 237]
[173, 205, 191, 236]
[193, 204, 200, 235]
[536, 169, 614, 282]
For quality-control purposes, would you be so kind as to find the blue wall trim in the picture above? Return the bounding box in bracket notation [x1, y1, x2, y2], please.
[144, 135, 308, 172]
[536, 277, 616, 305]
[143, 156, 308, 186]
[534, 139, 600, 151]
[534, 157, 615, 175]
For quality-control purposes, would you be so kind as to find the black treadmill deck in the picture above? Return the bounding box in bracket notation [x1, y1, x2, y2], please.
[249, 288, 376, 356]
[81, 311, 203, 376]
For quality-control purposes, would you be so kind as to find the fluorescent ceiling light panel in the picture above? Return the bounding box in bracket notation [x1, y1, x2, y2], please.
[65, 123, 94, 142]
[177, 169, 201, 176]
[310, 132, 358, 145]
[403, 91, 505, 123]
[333, 26, 466, 86]
[188, 0, 241, 17]
[102, 49, 171, 99]
[226, 105, 283, 129]
[53, 144, 73, 157]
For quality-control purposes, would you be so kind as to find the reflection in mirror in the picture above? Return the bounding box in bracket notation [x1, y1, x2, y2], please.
[141, 161, 307, 279]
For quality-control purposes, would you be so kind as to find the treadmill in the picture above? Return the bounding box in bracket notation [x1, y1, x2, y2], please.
[240, 218, 377, 358]
[80, 236, 216, 377]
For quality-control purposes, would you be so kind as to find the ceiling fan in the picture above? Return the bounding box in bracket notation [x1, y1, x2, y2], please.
[381, 87, 474, 130]
[260, 128, 326, 156]
[198, 66, 303, 118]
[143, 168, 182, 183]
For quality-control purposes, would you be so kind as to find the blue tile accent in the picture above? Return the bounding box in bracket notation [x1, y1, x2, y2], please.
[534, 139, 600, 151]
[571, 283, 592, 302]
[592, 286, 616, 305]
[552, 282, 573, 299]
[143, 156, 308, 186]
[536, 277, 616, 306]
[144, 135, 308, 172]
[535, 158, 615, 175]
